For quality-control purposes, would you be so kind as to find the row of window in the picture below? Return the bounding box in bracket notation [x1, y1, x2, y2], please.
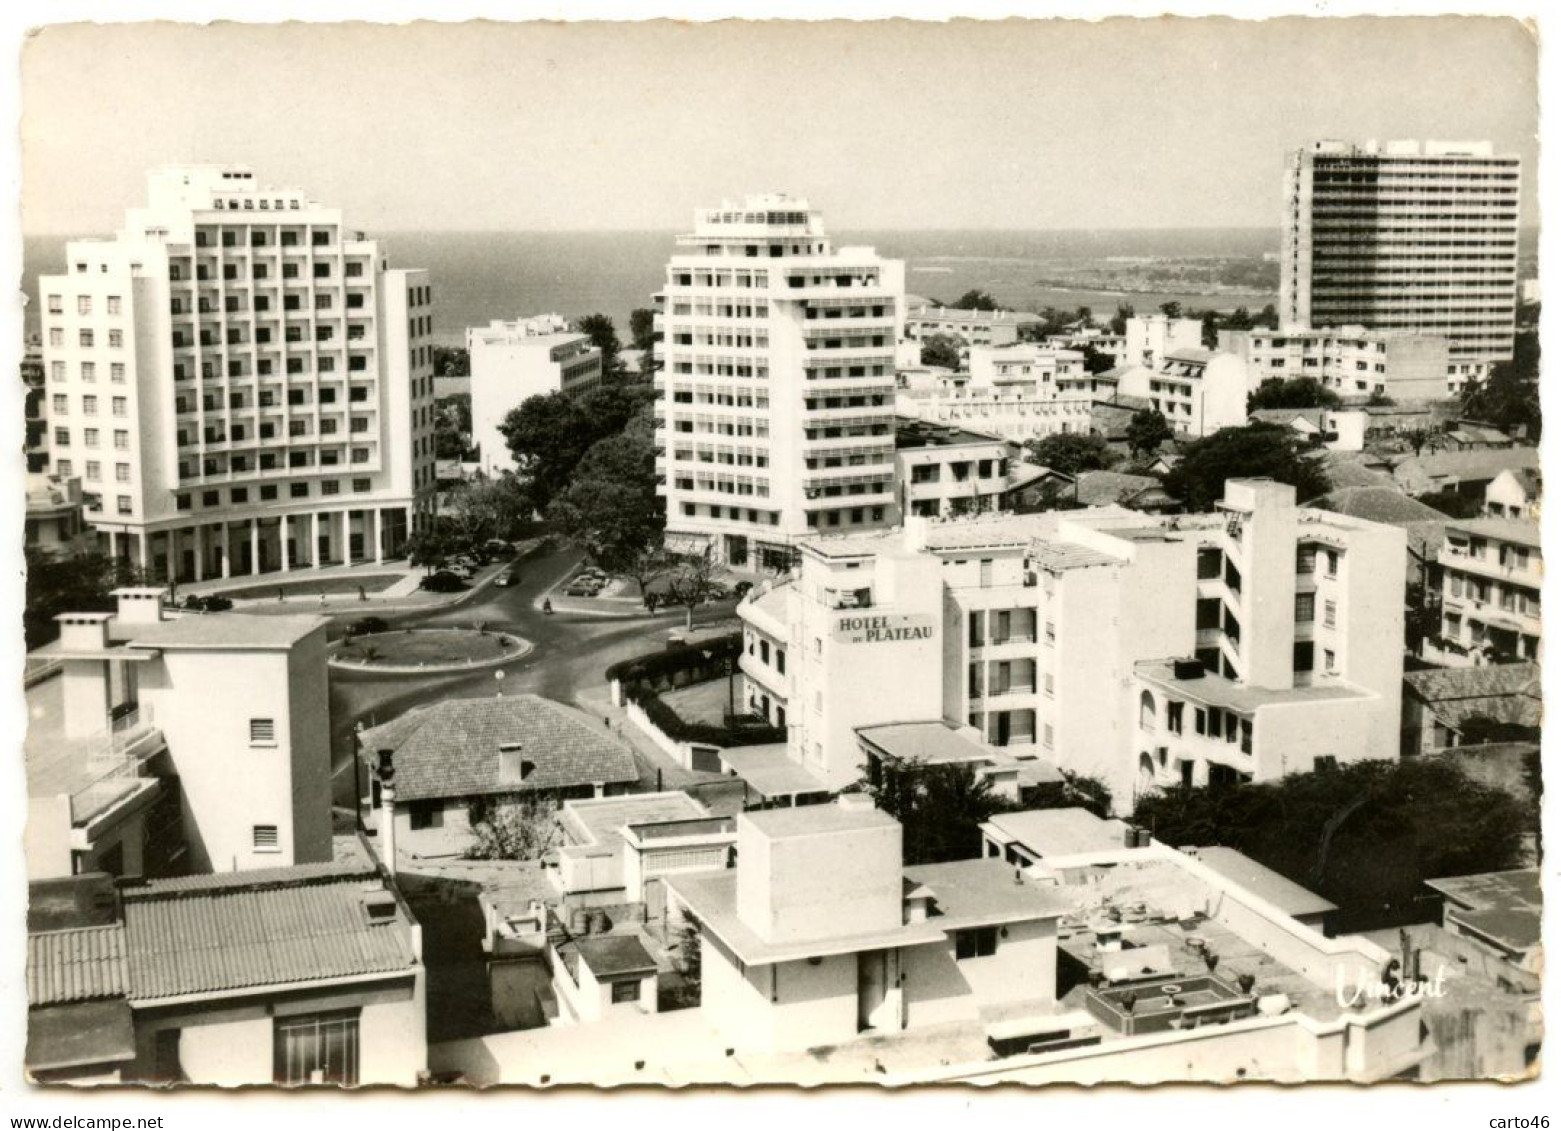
[48, 328, 123, 349]
[52, 428, 129, 449]
[52, 394, 128, 417]
[46, 294, 123, 316]
[50, 360, 126, 383]
[176, 478, 376, 509]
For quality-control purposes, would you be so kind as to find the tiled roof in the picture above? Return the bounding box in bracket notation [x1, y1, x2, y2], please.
[1393, 447, 1540, 493]
[121, 874, 417, 1001]
[1029, 540, 1120, 572]
[359, 695, 640, 803]
[28, 925, 128, 1006]
[1446, 515, 1542, 549]
[1074, 470, 1160, 507]
[1310, 486, 1448, 525]
[1403, 662, 1542, 729]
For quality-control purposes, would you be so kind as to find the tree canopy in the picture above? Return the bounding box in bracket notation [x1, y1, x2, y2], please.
[498, 381, 654, 507]
[546, 415, 665, 576]
[1248, 377, 1341, 412]
[1163, 424, 1329, 511]
[856, 759, 1019, 866]
[1462, 335, 1540, 440]
[1132, 759, 1529, 921]
[920, 333, 962, 370]
[1126, 409, 1174, 458]
[575, 313, 622, 374]
[25, 549, 119, 650]
[1024, 432, 1115, 476]
[1080, 344, 1117, 375]
[628, 307, 657, 352]
[951, 289, 1003, 311]
[1109, 303, 1135, 336]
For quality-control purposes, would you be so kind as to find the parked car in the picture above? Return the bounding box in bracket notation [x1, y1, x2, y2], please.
[495, 568, 519, 587]
[564, 582, 597, 598]
[420, 570, 465, 593]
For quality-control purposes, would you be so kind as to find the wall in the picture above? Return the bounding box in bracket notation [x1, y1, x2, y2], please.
[736, 812, 902, 944]
[176, 1015, 273, 1086]
[25, 796, 74, 882]
[286, 629, 333, 864]
[769, 953, 860, 1052]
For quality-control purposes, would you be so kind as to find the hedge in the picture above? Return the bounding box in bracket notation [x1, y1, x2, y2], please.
[605, 631, 743, 688]
[628, 685, 786, 749]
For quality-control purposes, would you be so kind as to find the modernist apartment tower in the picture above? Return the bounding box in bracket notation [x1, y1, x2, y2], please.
[655, 194, 906, 570]
[39, 166, 439, 581]
[1280, 140, 1522, 390]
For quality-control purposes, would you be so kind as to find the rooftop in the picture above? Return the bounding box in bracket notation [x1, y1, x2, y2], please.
[983, 808, 1135, 858]
[1073, 470, 1162, 508]
[570, 934, 659, 979]
[742, 801, 898, 841]
[902, 858, 1073, 929]
[1444, 515, 1542, 549]
[894, 417, 1007, 450]
[856, 721, 1001, 767]
[1394, 446, 1539, 487]
[907, 306, 1043, 326]
[561, 792, 710, 857]
[359, 695, 640, 803]
[123, 611, 329, 650]
[1136, 660, 1373, 714]
[1403, 662, 1541, 730]
[716, 744, 829, 801]
[1424, 869, 1541, 957]
[1184, 847, 1338, 918]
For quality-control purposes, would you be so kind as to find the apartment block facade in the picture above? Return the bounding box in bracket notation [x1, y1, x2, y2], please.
[739, 480, 1406, 807]
[654, 195, 906, 569]
[1220, 325, 1452, 400]
[39, 166, 438, 581]
[467, 314, 604, 476]
[1115, 349, 1249, 437]
[1280, 140, 1522, 388]
[1435, 516, 1542, 665]
[1125, 314, 1204, 370]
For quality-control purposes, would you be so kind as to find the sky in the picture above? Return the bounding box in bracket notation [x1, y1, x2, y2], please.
[19, 17, 1541, 234]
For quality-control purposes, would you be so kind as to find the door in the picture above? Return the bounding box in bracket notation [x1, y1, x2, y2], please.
[857, 950, 888, 1031]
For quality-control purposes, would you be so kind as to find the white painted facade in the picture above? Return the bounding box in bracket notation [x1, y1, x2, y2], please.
[39, 166, 438, 581]
[466, 314, 603, 476]
[1220, 325, 1452, 400]
[1125, 314, 1203, 370]
[739, 480, 1406, 808]
[1116, 350, 1249, 437]
[655, 194, 906, 569]
[1436, 516, 1542, 664]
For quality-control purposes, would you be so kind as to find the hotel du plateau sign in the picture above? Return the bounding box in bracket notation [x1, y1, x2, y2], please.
[832, 613, 936, 644]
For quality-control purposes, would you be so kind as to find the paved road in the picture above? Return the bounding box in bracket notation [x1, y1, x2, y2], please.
[328, 543, 739, 810]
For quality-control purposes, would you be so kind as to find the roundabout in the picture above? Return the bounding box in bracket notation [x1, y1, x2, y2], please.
[327, 626, 533, 674]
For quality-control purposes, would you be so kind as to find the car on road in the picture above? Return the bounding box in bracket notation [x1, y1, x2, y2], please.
[564, 582, 598, 598]
[494, 568, 519, 587]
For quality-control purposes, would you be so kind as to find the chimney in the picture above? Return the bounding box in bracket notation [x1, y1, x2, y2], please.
[376, 749, 397, 876]
[112, 586, 167, 626]
[498, 743, 532, 785]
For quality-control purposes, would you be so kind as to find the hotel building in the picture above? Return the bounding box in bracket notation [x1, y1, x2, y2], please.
[738, 480, 1406, 807]
[1280, 140, 1522, 388]
[654, 195, 906, 569]
[1220, 325, 1452, 400]
[466, 314, 604, 477]
[39, 165, 439, 581]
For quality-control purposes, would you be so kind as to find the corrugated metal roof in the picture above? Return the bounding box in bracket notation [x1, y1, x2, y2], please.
[123, 877, 416, 1001]
[28, 925, 128, 1006]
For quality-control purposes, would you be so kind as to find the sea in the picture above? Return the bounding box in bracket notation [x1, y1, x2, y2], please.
[17, 226, 1536, 347]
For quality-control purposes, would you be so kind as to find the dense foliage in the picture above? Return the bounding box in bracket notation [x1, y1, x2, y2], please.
[856, 759, 1019, 865]
[545, 409, 663, 576]
[575, 313, 622, 374]
[920, 333, 962, 370]
[1248, 377, 1341, 411]
[499, 380, 655, 507]
[1023, 770, 1114, 819]
[1163, 424, 1330, 511]
[1132, 759, 1529, 920]
[1126, 409, 1174, 457]
[1024, 432, 1116, 476]
[24, 549, 120, 649]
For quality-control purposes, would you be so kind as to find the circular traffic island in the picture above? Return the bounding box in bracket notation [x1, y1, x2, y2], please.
[328, 627, 532, 674]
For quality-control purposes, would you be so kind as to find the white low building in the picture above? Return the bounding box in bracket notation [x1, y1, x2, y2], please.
[1221, 325, 1452, 400]
[467, 314, 603, 476]
[1116, 349, 1248, 438]
[737, 479, 1406, 808]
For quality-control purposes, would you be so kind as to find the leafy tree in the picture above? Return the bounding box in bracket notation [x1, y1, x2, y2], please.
[403, 529, 453, 575]
[1024, 432, 1115, 476]
[465, 795, 561, 861]
[575, 313, 622, 374]
[1109, 303, 1135, 336]
[498, 382, 653, 508]
[952, 289, 1003, 312]
[546, 427, 665, 576]
[857, 759, 1019, 865]
[1080, 344, 1117, 375]
[1159, 301, 1183, 319]
[1132, 759, 1528, 918]
[664, 546, 725, 631]
[1164, 424, 1330, 511]
[920, 333, 963, 370]
[1023, 770, 1114, 820]
[445, 477, 533, 551]
[1248, 377, 1341, 412]
[1462, 338, 1540, 440]
[1404, 579, 1441, 654]
[1459, 715, 1538, 746]
[24, 549, 119, 650]
[1200, 310, 1220, 349]
[1126, 409, 1174, 458]
[629, 307, 657, 352]
[430, 347, 470, 378]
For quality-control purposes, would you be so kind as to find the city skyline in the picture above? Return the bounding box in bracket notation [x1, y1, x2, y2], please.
[21, 18, 1539, 235]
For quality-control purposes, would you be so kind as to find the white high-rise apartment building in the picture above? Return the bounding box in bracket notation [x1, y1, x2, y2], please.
[655, 194, 906, 571]
[1281, 140, 1522, 389]
[467, 314, 603, 477]
[40, 166, 439, 581]
[1125, 313, 1203, 370]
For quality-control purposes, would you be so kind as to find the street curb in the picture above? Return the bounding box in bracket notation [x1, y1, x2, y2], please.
[327, 629, 533, 674]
